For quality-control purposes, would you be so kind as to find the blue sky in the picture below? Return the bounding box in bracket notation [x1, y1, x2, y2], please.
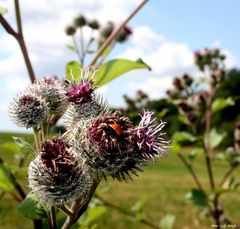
[0, 0, 239, 132]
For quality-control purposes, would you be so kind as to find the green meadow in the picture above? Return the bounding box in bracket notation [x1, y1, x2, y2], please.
[0, 132, 239, 229]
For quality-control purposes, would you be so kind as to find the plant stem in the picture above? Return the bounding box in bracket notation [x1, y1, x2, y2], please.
[0, 1, 36, 83]
[95, 194, 161, 229]
[72, 35, 82, 64]
[33, 127, 40, 152]
[49, 206, 57, 229]
[14, 0, 36, 83]
[58, 205, 73, 216]
[177, 153, 204, 191]
[89, 0, 148, 66]
[220, 166, 237, 187]
[79, 27, 85, 66]
[204, 86, 221, 228]
[61, 179, 100, 229]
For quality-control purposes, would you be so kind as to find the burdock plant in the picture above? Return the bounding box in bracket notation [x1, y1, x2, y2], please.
[8, 68, 168, 229]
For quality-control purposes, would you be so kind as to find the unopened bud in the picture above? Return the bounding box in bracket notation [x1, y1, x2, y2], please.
[65, 25, 76, 36]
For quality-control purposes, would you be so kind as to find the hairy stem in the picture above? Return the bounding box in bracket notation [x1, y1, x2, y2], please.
[95, 194, 161, 229]
[33, 127, 40, 151]
[89, 0, 148, 66]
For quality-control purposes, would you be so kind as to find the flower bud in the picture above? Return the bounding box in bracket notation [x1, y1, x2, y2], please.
[88, 20, 99, 30]
[74, 15, 86, 27]
[26, 76, 67, 115]
[115, 25, 132, 43]
[9, 93, 48, 129]
[173, 77, 184, 90]
[65, 25, 76, 36]
[100, 22, 114, 39]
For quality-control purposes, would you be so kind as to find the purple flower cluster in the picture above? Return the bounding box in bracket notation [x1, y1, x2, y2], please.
[9, 70, 168, 205]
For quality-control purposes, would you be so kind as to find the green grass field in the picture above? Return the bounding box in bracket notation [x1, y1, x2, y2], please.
[0, 132, 240, 229]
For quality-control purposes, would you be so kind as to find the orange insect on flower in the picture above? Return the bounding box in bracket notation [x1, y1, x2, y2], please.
[109, 123, 123, 136]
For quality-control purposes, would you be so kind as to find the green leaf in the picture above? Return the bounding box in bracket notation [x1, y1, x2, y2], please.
[160, 214, 176, 229]
[0, 142, 21, 154]
[66, 61, 82, 83]
[188, 148, 204, 160]
[158, 108, 169, 119]
[12, 137, 35, 153]
[0, 7, 8, 15]
[80, 206, 106, 228]
[211, 97, 235, 113]
[131, 195, 150, 213]
[172, 132, 197, 143]
[0, 161, 15, 191]
[204, 129, 226, 149]
[94, 58, 151, 86]
[66, 44, 76, 51]
[186, 189, 208, 207]
[18, 192, 48, 219]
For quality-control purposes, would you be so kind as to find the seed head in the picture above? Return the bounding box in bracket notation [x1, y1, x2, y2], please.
[9, 93, 48, 129]
[28, 137, 92, 206]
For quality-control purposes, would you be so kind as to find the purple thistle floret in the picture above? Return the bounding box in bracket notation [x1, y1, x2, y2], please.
[40, 138, 75, 174]
[131, 111, 168, 160]
[67, 80, 94, 105]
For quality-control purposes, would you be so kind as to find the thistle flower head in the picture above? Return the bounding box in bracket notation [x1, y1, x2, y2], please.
[9, 93, 48, 128]
[88, 114, 133, 159]
[28, 137, 92, 206]
[26, 76, 67, 114]
[130, 111, 168, 160]
[71, 111, 168, 181]
[67, 79, 95, 105]
[64, 68, 109, 125]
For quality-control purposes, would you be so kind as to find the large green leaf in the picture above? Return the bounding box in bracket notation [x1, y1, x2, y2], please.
[0, 161, 15, 191]
[172, 132, 197, 143]
[66, 61, 82, 83]
[160, 214, 176, 229]
[94, 58, 151, 86]
[211, 97, 235, 113]
[0, 142, 21, 154]
[186, 189, 208, 207]
[204, 129, 226, 149]
[18, 192, 48, 219]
